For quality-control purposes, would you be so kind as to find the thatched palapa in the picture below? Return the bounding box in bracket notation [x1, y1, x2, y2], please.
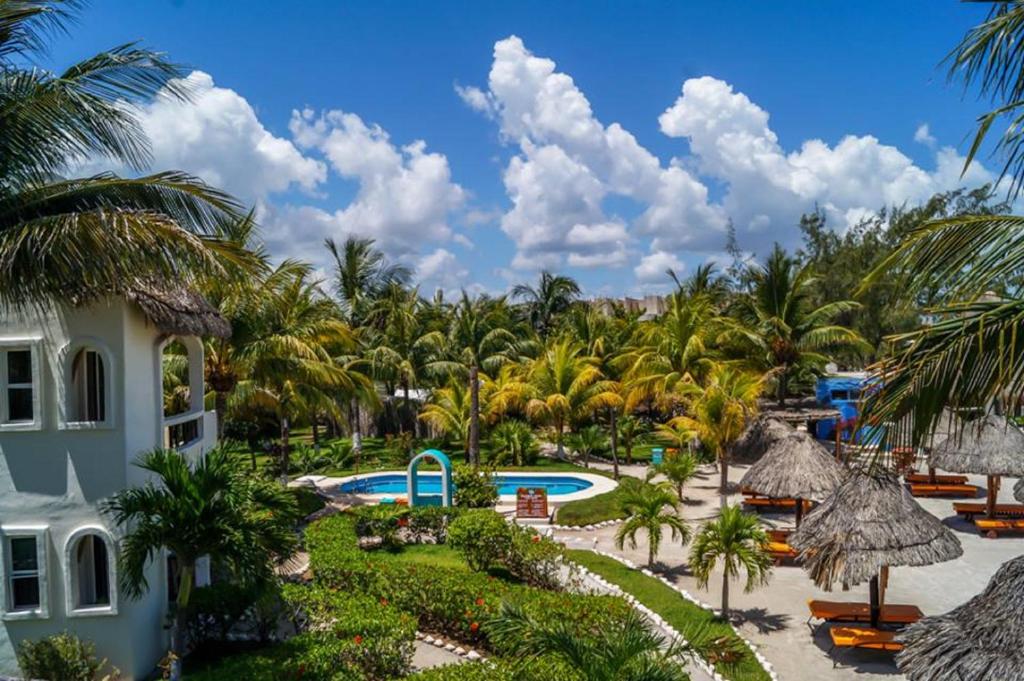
[127, 283, 230, 338]
[730, 416, 793, 462]
[739, 429, 846, 502]
[1015, 477, 1024, 503]
[897, 555, 1024, 680]
[930, 412, 1024, 477]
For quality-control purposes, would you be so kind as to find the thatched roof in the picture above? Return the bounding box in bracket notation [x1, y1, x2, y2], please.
[897, 555, 1024, 680]
[126, 283, 230, 338]
[738, 430, 847, 500]
[730, 416, 793, 462]
[789, 470, 962, 588]
[930, 412, 1024, 476]
[1015, 477, 1024, 503]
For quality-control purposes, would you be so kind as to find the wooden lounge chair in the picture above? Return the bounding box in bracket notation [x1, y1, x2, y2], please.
[828, 626, 902, 666]
[908, 483, 979, 498]
[954, 502, 1024, 520]
[807, 599, 923, 626]
[766, 528, 791, 543]
[904, 472, 968, 485]
[743, 497, 813, 511]
[767, 540, 798, 565]
[975, 518, 1024, 537]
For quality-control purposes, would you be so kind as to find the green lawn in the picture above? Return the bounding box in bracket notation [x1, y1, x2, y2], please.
[555, 480, 632, 525]
[567, 550, 771, 681]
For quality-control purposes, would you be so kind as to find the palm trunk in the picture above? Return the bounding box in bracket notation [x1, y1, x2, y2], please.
[280, 416, 291, 485]
[556, 418, 566, 459]
[215, 390, 228, 440]
[351, 398, 363, 455]
[609, 409, 620, 480]
[721, 570, 730, 621]
[625, 440, 633, 465]
[312, 415, 320, 454]
[777, 369, 788, 407]
[469, 364, 481, 466]
[718, 450, 729, 505]
[648, 542, 655, 568]
[169, 561, 195, 681]
[402, 381, 413, 436]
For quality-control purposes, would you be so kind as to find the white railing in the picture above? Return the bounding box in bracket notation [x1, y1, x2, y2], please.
[163, 410, 203, 450]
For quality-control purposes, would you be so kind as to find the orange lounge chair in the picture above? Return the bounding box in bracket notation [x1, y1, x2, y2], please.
[954, 502, 1024, 520]
[808, 599, 923, 625]
[767, 540, 798, 564]
[904, 472, 968, 485]
[828, 626, 902, 666]
[766, 529, 791, 543]
[975, 518, 1024, 537]
[908, 483, 979, 498]
[743, 497, 813, 511]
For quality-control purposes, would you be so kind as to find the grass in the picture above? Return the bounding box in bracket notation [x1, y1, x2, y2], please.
[555, 479, 633, 525]
[567, 550, 771, 681]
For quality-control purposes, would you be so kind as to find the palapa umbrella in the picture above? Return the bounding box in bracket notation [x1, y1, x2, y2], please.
[1015, 477, 1024, 503]
[931, 412, 1024, 518]
[897, 554, 1024, 680]
[730, 416, 793, 462]
[738, 429, 847, 526]
[790, 470, 962, 628]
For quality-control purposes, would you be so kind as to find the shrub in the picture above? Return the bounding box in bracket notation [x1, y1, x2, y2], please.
[17, 632, 116, 681]
[452, 465, 498, 508]
[351, 504, 408, 549]
[188, 580, 283, 648]
[504, 527, 566, 590]
[406, 505, 461, 544]
[489, 420, 539, 467]
[446, 509, 513, 571]
[405, 657, 581, 681]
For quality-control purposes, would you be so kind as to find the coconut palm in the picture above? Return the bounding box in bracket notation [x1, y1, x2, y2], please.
[728, 245, 868, 405]
[419, 379, 474, 454]
[658, 451, 700, 502]
[512, 270, 581, 339]
[664, 365, 764, 500]
[615, 479, 691, 567]
[566, 424, 607, 469]
[488, 601, 694, 681]
[689, 505, 772, 621]
[0, 1, 247, 308]
[526, 339, 620, 458]
[491, 419, 537, 467]
[617, 414, 647, 465]
[105, 448, 298, 680]
[325, 236, 411, 327]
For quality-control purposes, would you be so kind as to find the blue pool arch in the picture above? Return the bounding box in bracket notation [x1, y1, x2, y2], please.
[407, 449, 453, 507]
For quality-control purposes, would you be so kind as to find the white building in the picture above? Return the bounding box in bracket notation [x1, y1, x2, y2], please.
[0, 286, 225, 679]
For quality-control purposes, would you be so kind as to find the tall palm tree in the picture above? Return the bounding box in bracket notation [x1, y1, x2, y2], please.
[512, 270, 581, 339]
[728, 245, 868, 405]
[0, 1, 247, 308]
[105, 448, 298, 680]
[615, 479, 691, 567]
[419, 379, 474, 454]
[664, 365, 763, 500]
[525, 338, 620, 457]
[488, 602, 694, 681]
[689, 505, 772, 621]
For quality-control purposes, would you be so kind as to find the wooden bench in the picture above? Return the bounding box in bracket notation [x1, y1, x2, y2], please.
[908, 483, 980, 498]
[808, 599, 923, 625]
[743, 497, 813, 511]
[828, 626, 903, 666]
[954, 502, 1024, 520]
[767, 529, 791, 543]
[905, 472, 969, 485]
[975, 518, 1024, 537]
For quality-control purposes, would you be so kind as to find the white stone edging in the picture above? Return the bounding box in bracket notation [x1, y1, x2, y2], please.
[544, 518, 624, 532]
[415, 631, 485, 662]
[570, 550, 779, 681]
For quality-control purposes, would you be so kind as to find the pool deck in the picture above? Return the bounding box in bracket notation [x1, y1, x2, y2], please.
[292, 470, 618, 507]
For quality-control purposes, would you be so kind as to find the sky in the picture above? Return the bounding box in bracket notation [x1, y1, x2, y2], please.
[53, 1, 1000, 297]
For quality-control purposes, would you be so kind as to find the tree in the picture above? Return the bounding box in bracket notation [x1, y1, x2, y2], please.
[688, 505, 772, 621]
[658, 451, 700, 502]
[105, 448, 298, 680]
[728, 245, 869, 405]
[664, 365, 763, 501]
[419, 379, 474, 454]
[325, 236, 411, 327]
[488, 602, 694, 681]
[0, 1, 246, 308]
[617, 415, 646, 465]
[615, 479, 691, 567]
[566, 424, 607, 469]
[491, 420, 537, 467]
[512, 270, 581, 339]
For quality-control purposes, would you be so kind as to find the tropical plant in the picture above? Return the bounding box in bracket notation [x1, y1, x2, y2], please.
[512, 270, 581, 339]
[326, 236, 411, 327]
[688, 505, 772, 621]
[452, 464, 499, 508]
[104, 448, 298, 680]
[487, 601, 694, 681]
[617, 414, 646, 465]
[0, 1, 247, 308]
[614, 479, 691, 567]
[17, 632, 118, 681]
[566, 424, 607, 469]
[491, 420, 538, 467]
[657, 451, 700, 502]
[420, 380, 474, 453]
[446, 509, 515, 571]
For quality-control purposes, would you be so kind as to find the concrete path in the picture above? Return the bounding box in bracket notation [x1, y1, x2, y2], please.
[411, 640, 465, 671]
[552, 462, 1024, 681]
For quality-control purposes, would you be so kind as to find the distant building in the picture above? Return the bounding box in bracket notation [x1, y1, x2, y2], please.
[589, 294, 667, 320]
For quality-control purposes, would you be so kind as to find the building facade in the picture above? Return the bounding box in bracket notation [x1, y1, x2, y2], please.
[0, 289, 224, 679]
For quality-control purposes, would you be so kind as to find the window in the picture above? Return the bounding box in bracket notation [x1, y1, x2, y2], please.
[2, 527, 48, 619]
[1, 347, 35, 425]
[65, 529, 115, 616]
[70, 349, 106, 423]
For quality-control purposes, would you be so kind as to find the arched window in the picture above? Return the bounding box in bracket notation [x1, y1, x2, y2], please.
[64, 529, 116, 616]
[70, 348, 105, 423]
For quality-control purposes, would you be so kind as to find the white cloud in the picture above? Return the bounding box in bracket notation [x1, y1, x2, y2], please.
[634, 251, 685, 284]
[83, 71, 327, 202]
[415, 248, 470, 292]
[914, 123, 936, 147]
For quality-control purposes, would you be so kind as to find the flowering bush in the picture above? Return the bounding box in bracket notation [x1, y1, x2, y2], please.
[452, 464, 499, 508]
[446, 509, 514, 571]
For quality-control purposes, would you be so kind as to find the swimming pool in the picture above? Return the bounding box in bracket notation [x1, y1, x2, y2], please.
[337, 472, 594, 497]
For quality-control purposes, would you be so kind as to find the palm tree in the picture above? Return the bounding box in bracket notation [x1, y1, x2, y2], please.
[511, 270, 581, 339]
[419, 379, 474, 454]
[105, 448, 298, 680]
[525, 339, 619, 458]
[664, 365, 763, 501]
[488, 602, 693, 681]
[566, 424, 607, 469]
[0, 2, 247, 308]
[617, 414, 646, 465]
[728, 245, 868, 405]
[689, 505, 772, 621]
[491, 420, 537, 467]
[615, 479, 691, 567]
[658, 451, 700, 502]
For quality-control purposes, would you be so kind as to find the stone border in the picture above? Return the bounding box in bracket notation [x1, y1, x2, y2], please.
[541, 518, 624, 532]
[570, 549, 779, 681]
[415, 631, 485, 661]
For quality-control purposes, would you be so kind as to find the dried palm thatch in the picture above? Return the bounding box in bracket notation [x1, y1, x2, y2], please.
[790, 469, 962, 588]
[738, 430, 847, 501]
[930, 412, 1024, 476]
[897, 555, 1024, 681]
[730, 416, 793, 462]
[126, 282, 230, 338]
[1015, 477, 1024, 503]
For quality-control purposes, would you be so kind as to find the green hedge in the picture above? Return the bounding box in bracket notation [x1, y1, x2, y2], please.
[404, 657, 581, 681]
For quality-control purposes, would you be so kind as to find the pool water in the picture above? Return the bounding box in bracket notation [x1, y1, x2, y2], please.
[338, 473, 593, 496]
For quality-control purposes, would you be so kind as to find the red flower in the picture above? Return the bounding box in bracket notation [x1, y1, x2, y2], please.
[470, 622, 480, 633]
[354, 635, 363, 645]
[531, 535, 540, 543]
[475, 598, 485, 606]
[380, 598, 389, 606]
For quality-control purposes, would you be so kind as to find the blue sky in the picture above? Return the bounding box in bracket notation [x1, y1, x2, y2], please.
[56, 1, 997, 296]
